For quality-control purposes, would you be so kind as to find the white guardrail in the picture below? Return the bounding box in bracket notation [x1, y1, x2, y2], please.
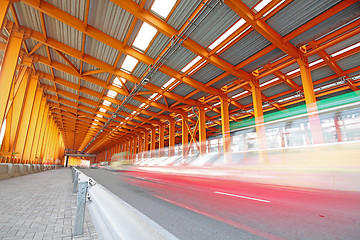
[72, 168, 178, 240]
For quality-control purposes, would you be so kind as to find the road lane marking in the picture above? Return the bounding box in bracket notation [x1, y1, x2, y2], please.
[155, 194, 283, 240]
[214, 191, 271, 203]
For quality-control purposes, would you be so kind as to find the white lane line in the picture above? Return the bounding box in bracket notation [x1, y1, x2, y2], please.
[214, 191, 271, 203]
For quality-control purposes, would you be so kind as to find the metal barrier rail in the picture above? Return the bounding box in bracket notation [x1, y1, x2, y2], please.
[71, 168, 178, 239]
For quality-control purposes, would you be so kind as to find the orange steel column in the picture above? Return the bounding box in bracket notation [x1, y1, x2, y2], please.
[6, 68, 31, 153]
[220, 95, 231, 164]
[297, 57, 324, 144]
[159, 124, 164, 157]
[144, 129, 149, 154]
[250, 78, 267, 150]
[150, 126, 156, 158]
[198, 105, 207, 156]
[168, 120, 175, 157]
[0, 0, 10, 30]
[13, 76, 38, 161]
[181, 113, 188, 159]
[133, 136, 137, 162]
[0, 30, 24, 128]
[139, 132, 143, 156]
[22, 87, 43, 162]
[35, 105, 49, 162]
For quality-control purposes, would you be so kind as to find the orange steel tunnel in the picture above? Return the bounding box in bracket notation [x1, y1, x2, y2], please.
[0, 0, 359, 169]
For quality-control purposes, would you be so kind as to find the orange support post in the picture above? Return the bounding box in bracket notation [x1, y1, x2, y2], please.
[249, 78, 267, 150]
[150, 126, 156, 158]
[297, 57, 324, 144]
[0, 0, 10, 29]
[159, 124, 164, 157]
[6, 68, 31, 153]
[168, 120, 175, 157]
[181, 113, 188, 159]
[198, 105, 207, 155]
[144, 129, 149, 154]
[220, 95, 231, 164]
[0, 30, 24, 129]
[14, 75, 38, 161]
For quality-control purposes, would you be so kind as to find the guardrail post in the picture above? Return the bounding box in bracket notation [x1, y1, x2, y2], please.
[74, 181, 88, 236]
[73, 171, 79, 193]
[72, 167, 76, 182]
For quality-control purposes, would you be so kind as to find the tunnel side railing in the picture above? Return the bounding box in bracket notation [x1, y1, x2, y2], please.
[71, 167, 178, 240]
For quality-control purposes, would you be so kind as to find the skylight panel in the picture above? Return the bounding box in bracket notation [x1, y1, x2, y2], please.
[151, 0, 176, 18]
[231, 91, 248, 99]
[254, 0, 272, 12]
[112, 77, 126, 88]
[213, 102, 221, 107]
[121, 55, 138, 73]
[286, 68, 300, 76]
[260, 78, 279, 87]
[215, 26, 251, 54]
[99, 108, 106, 113]
[131, 111, 137, 115]
[96, 114, 103, 118]
[103, 100, 111, 106]
[161, 78, 176, 89]
[133, 23, 157, 51]
[331, 42, 360, 57]
[148, 93, 158, 100]
[309, 59, 324, 67]
[139, 103, 146, 108]
[92, 122, 97, 126]
[107, 90, 117, 98]
[208, 19, 246, 50]
[263, 0, 286, 17]
[181, 56, 202, 73]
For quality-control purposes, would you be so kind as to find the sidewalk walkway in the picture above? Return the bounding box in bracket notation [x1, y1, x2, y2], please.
[0, 168, 98, 240]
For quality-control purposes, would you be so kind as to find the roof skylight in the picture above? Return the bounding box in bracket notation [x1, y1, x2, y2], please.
[286, 68, 300, 76]
[231, 91, 248, 99]
[148, 93, 158, 100]
[181, 56, 202, 73]
[161, 78, 176, 89]
[133, 22, 157, 51]
[208, 19, 246, 50]
[262, 0, 286, 17]
[151, 0, 176, 18]
[103, 100, 111, 106]
[331, 42, 360, 57]
[309, 59, 324, 67]
[99, 108, 106, 113]
[254, 0, 272, 12]
[112, 77, 126, 88]
[260, 78, 279, 87]
[107, 90, 117, 98]
[96, 114, 103, 118]
[121, 55, 138, 73]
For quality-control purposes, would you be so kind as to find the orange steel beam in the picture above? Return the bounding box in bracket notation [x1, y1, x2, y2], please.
[224, 0, 299, 59]
[17, 1, 224, 97]
[317, 50, 358, 91]
[0, 29, 24, 129]
[109, 0, 252, 82]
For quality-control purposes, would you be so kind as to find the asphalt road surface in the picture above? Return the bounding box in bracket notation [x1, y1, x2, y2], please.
[80, 168, 360, 240]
